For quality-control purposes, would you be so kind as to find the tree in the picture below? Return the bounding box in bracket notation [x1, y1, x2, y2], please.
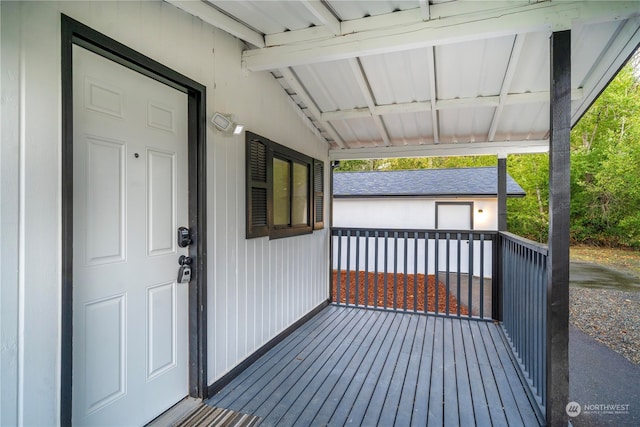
[571, 63, 640, 247]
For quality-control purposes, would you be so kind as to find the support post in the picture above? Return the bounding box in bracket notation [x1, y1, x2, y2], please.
[546, 30, 571, 426]
[494, 156, 507, 322]
[497, 156, 507, 231]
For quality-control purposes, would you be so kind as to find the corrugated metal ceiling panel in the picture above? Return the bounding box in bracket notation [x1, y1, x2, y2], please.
[331, 117, 384, 146]
[439, 107, 495, 144]
[293, 61, 369, 111]
[208, 0, 319, 34]
[325, 0, 418, 21]
[383, 112, 434, 145]
[435, 36, 515, 100]
[573, 20, 626, 87]
[509, 32, 549, 95]
[496, 102, 549, 141]
[188, 1, 640, 156]
[360, 48, 432, 105]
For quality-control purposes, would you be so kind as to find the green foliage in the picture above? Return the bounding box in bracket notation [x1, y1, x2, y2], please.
[334, 61, 640, 248]
[506, 154, 549, 243]
[334, 156, 496, 172]
[570, 64, 640, 248]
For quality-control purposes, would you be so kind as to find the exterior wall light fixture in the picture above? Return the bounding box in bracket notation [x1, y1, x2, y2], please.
[211, 112, 244, 135]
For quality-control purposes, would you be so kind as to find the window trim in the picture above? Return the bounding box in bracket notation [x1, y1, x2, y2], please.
[246, 131, 321, 240]
[270, 147, 313, 239]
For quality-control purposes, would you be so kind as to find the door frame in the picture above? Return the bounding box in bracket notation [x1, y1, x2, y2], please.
[435, 201, 474, 230]
[60, 15, 208, 425]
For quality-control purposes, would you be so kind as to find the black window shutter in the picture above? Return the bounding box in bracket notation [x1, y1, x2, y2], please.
[313, 159, 324, 230]
[246, 133, 270, 238]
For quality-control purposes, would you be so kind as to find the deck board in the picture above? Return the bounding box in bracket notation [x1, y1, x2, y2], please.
[207, 305, 542, 427]
[460, 320, 492, 427]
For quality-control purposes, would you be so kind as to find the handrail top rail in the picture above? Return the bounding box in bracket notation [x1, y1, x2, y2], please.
[331, 226, 498, 239]
[500, 231, 548, 256]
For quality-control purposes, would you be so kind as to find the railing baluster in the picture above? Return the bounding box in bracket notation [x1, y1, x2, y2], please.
[355, 230, 360, 307]
[424, 231, 429, 314]
[384, 231, 389, 310]
[435, 232, 439, 315]
[336, 230, 342, 304]
[403, 231, 409, 311]
[446, 233, 452, 316]
[346, 230, 351, 306]
[480, 234, 485, 319]
[374, 231, 379, 309]
[414, 232, 419, 313]
[364, 231, 370, 308]
[393, 231, 398, 310]
[456, 232, 462, 317]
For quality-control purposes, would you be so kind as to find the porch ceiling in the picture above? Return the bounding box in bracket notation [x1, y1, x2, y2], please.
[167, 0, 640, 159]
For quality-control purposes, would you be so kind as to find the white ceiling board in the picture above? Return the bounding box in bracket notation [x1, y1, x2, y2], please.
[208, 0, 319, 34]
[301, 0, 342, 35]
[293, 61, 369, 112]
[508, 31, 550, 95]
[167, 0, 265, 48]
[383, 112, 435, 144]
[331, 117, 385, 147]
[438, 107, 495, 144]
[242, 1, 640, 71]
[435, 36, 515, 99]
[497, 102, 549, 142]
[360, 48, 432, 105]
[573, 20, 630, 88]
[168, 1, 640, 159]
[325, 0, 418, 21]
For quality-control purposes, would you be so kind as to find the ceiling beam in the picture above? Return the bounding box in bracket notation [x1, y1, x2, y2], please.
[320, 89, 584, 121]
[488, 34, 526, 141]
[348, 58, 391, 146]
[279, 67, 347, 149]
[329, 139, 550, 161]
[300, 0, 341, 36]
[243, 1, 640, 71]
[419, 0, 431, 21]
[166, 0, 265, 48]
[267, 2, 524, 48]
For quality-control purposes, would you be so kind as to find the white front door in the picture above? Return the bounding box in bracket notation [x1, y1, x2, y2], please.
[72, 45, 189, 426]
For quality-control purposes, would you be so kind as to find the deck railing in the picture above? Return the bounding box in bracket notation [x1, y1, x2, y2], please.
[331, 227, 497, 319]
[500, 231, 548, 412]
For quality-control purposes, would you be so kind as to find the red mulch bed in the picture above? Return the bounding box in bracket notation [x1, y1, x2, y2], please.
[332, 270, 469, 316]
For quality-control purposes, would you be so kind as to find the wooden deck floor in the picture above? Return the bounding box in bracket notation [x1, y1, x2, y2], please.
[207, 305, 542, 426]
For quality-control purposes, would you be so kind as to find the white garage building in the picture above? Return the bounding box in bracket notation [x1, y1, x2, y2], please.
[333, 167, 526, 231]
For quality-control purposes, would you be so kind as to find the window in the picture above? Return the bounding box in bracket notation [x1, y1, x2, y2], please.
[246, 132, 324, 239]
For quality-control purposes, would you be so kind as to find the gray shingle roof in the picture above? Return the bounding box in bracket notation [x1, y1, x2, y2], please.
[333, 167, 526, 197]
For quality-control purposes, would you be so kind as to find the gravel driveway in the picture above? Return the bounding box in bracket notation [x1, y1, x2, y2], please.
[569, 262, 640, 426]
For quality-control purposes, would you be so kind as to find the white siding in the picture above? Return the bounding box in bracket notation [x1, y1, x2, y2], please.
[333, 197, 498, 231]
[0, 2, 329, 424]
[332, 198, 497, 278]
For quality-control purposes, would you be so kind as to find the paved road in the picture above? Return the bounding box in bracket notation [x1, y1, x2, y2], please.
[569, 262, 640, 426]
[570, 262, 640, 291]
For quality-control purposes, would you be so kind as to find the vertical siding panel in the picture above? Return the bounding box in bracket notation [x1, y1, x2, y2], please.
[9, 1, 331, 405]
[228, 131, 239, 364]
